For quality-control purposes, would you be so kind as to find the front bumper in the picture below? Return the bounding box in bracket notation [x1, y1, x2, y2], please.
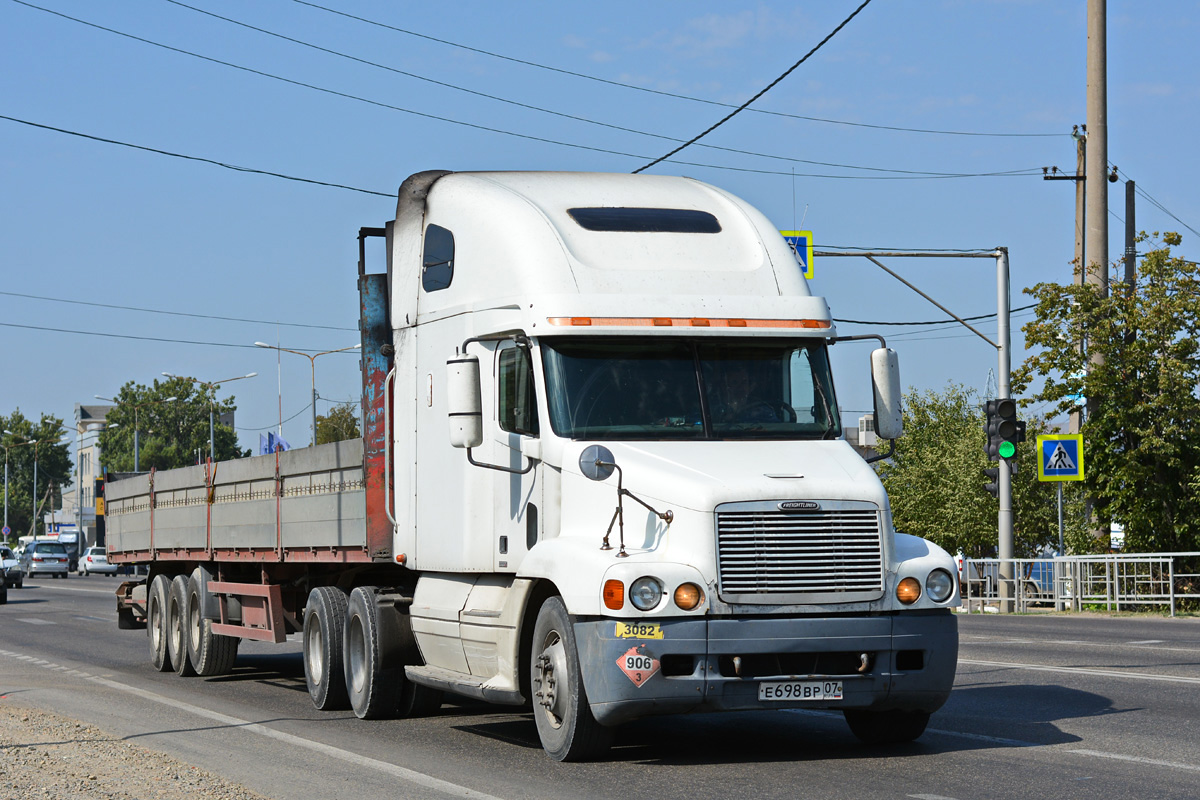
[575, 611, 958, 726]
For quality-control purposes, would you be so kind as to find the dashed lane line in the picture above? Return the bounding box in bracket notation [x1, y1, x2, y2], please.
[959, 658, 1200, 685]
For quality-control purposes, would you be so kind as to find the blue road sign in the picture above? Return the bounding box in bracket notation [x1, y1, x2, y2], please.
[1037, 434, 1084, 481]
[780, 231, 814, 279]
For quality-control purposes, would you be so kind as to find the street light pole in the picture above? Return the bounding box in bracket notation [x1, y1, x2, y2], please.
[254, 343, 360, 446]
[95, 395, 177, 472]
[162, 373, 257, 462]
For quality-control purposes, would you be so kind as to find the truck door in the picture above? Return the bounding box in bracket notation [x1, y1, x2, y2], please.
[493, 341, 540, 571]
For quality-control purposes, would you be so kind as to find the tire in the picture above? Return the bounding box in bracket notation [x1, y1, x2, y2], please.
[167, 575, 197, 677]
[147, 575, 173, 672]
[843, 709, 931, 744]
[304, 586, 350, 710]
[398, 681, 444, 718]
[186, 571, 239, 677]
[344, 586, 401, 719]
[530, 596, 612, 761]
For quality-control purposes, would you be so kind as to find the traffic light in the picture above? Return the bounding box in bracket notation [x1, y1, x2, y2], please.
[984, 398, 1021, 460]
[982, 467, 999, 498]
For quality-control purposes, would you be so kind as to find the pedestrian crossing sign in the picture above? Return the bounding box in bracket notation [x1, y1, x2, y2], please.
[780, 231, 814, 279]
[1037, 434, 1084, 482]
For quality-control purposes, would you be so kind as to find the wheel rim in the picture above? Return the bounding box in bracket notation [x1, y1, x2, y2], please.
[347, 616, 366, 693]
[169, 596, 182, 654]
[534, 631, 569, 728]
[149, 598, 162, 651]
[188, 596, 201, 650]
[306, 615, 325, 684]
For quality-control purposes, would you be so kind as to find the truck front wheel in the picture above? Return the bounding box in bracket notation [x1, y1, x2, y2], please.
[843, 709, 931, 744]
[305, 586, 350, 710]
[530, 596, 612, 761]
[147, 575, 173, 672]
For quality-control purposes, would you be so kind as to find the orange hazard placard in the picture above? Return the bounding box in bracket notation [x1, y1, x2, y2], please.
[616, 646, 660, 688]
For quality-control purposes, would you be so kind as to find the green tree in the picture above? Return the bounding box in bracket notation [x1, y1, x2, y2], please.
[1014, 233, 1200, 553]
[98, 377, 250, 472]
[1, 409, 72, 542]
[874, 383, 1092, 558]
[315, 402, 361, 445]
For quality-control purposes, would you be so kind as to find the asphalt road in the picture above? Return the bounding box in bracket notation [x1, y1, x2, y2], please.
[3, 578, 1198, 800]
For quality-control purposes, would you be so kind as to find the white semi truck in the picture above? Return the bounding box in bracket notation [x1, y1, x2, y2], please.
[106, 171, 959, 761]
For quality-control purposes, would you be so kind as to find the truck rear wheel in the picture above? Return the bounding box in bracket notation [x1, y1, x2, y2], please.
[186, 571, 239, 677]
[843, 709, 931, 744]
[344, 586, 401, 719]
[304, 586, 350, 710]
[167, 575, 197, 677]
[147, 575, 173, 672]
[530, 596, 612, 761]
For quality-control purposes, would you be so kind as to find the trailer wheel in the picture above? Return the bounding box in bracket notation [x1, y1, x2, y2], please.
[186, 571, 239, 677]
[843, 709, 931, 744]
[530, 596, 612, 761]
[167, 575, 197, 677]
[304, 586, 350, 710]
[147, 575, 173, 672]
[344, 586, 403, 719]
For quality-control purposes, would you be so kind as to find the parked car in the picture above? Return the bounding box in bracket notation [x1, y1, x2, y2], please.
[18, 541, 70, 579]
[0, 546, 23, 588]
[78, 546, 119, 576]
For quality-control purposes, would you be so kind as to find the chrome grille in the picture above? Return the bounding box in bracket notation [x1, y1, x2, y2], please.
[716, 503, 883, 600]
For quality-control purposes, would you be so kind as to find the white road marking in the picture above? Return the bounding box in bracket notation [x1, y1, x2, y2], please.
[961, 635, 1199, 654]
[1069, 749, 1200, 773]
[909, 795, 962, 800]
[959, 659, 1200, 685]
[16, 618, 55, 625]
[1125, 640, 1164, 645]
[0, 647, 504, 800]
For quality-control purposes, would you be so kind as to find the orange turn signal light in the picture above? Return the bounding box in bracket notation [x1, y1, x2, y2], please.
[673, 583, 704, 611]
[603, 579, 625, 610]
[896, 577, 922, 605]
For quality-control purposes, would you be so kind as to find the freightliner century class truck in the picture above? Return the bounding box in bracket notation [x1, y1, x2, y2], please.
[106, 170, 959, 761]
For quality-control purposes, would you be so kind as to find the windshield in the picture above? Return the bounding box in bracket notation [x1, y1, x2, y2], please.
[541, 337, 840, 441]
[35, 543, 67, 555]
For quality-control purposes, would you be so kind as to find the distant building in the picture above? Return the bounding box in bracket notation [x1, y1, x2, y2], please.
[74, 403, 113, 549]
[844, 413, 879, 460]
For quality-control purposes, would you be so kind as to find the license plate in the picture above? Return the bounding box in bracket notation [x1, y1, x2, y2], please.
[758, 680, 843, 701]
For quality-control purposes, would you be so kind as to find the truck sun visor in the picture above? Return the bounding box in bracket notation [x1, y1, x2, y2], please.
[567, 207, 721, 234]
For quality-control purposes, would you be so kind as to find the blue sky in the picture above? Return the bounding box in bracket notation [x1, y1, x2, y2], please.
[3, 0, 1197, 460]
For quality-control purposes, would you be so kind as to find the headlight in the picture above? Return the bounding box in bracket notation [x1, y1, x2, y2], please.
[629, 577, 664, 611]
[925, 569, 955, 603]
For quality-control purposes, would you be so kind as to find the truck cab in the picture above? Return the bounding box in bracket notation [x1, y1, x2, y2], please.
[386, 171, 958, 759]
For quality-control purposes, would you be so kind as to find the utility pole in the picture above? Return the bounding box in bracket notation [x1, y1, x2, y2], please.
[1086, 0, 1108, 295]
[1124, 179, 1136, 291]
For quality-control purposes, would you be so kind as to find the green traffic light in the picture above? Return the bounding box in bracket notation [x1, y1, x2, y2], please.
[999, 441, 1016, 459]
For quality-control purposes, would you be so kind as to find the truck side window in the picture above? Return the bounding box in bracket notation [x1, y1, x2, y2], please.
[498, 347, 539, 436]
[422, 224, 454, 291]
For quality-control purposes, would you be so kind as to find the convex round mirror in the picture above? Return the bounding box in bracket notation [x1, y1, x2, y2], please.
[579, 444, 616, 481]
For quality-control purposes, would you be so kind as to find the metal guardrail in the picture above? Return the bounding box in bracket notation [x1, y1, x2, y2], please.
[960, 552, 1200, 616]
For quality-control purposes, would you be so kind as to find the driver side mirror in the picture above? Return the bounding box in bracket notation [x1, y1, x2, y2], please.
[447, 353, 483, 448]
[870, 348, 903, 440]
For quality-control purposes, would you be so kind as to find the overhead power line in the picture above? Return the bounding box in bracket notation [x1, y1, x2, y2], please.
[0, 113, 390, 197]
[10, 3, 1045, 181]
[0, 289, 357, 331]
[835, 303, 1037, 326]
[635, 0, 875, 173]
[289, 0, 1064, 140]
[159, 0, 1010, 179]
[0, 320, 358, 353]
